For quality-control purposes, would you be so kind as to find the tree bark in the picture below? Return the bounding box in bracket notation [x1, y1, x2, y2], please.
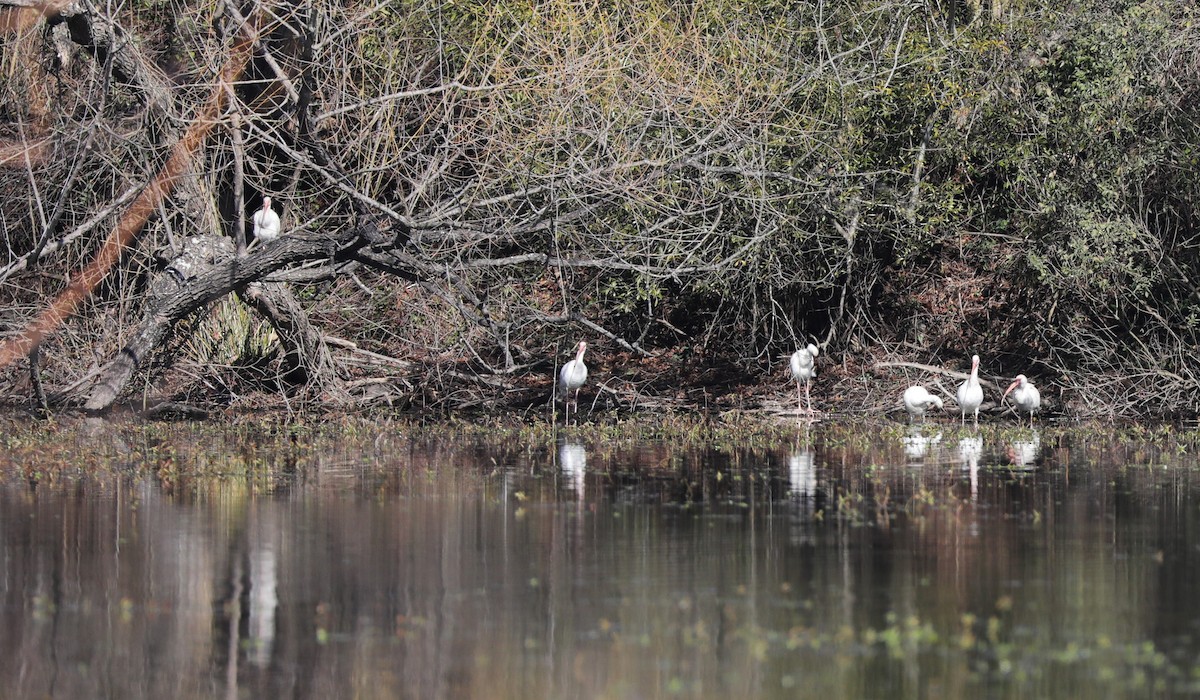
[238, 281, 348, 404]
[83, 232, 357, 412]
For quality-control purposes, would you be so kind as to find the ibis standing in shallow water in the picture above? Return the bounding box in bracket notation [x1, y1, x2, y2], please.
[790, 344, 819, 417]
[558, 341, 589, 424]
[903, 385, 943, 422]
[957, 354, 984, 426]
[1002, 374, 1041, 428]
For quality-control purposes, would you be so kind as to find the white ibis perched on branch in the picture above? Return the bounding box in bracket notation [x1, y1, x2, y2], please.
[558, 341, 588, 424]
[902, 385, 943, 422]
[1002, 374, 1041, 428]
[957, 354, 984, 426]
[789, 344, 819, 417]
[252, 196, 281, 245]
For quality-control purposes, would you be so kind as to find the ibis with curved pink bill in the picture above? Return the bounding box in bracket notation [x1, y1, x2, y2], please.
[1002, 374, 1040, 427]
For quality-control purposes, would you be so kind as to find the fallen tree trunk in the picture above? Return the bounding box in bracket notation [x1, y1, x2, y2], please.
[239, 280, 348, 404]
[83, 232, 357, 412]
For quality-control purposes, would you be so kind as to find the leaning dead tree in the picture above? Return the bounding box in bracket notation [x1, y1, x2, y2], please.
[1, 0, 887, 413]
[5, 0, 1200, 417]
[0, 0, 368, 410]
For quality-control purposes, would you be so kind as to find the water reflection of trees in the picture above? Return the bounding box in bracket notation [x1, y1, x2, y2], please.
[2, 424, 1200, 697]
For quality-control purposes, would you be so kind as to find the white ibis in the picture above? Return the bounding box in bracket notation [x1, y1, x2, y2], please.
[902, 385, 943, 422]
[1002, 374, 1041, 428]
[558, 340, 589, 424]
[789, 344, 819, 417]
[252, 196, 281, 245]
[956, 354, 984, 425]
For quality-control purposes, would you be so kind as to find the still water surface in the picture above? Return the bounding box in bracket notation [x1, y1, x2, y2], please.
[2, 418, 1200, 698]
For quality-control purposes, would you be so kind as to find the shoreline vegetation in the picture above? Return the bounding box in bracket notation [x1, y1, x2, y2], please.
[3, 2, 1200, 420]
[0, 411, 1196, 492]
[0, 407, 1193, 445]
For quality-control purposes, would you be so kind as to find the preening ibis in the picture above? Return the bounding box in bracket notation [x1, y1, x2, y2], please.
[558, 340, 589, 424]
[956, 354, 984, 426]
[790, 344, 819, 417]
[1002, 374, 1041, 428]
[902, 385, 943, 422]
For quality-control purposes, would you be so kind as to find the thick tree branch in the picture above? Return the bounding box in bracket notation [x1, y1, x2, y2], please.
[0, 1, 260, 370]
[239, 281, 348, 403]
[82, 232, 357, 412]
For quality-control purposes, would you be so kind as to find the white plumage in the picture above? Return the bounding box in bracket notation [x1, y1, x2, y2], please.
[1002, 374, 1041, 428]
[1007, 431, 1041, 468]
[558, 340, 588, 424]
[252, 196, 281, 245]
[902, 385, 943, 421]
[956, 354, 984, 425]
[789, 343, 819, 416]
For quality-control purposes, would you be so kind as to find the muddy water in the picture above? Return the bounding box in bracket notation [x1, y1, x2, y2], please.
[2, 419, 1200, 698]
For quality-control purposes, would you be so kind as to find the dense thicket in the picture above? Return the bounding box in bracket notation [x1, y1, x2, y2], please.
[0, 0, 1198, 417]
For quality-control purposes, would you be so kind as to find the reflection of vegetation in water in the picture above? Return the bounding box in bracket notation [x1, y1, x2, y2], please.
[3, 416, 1200, 697]
[5, 415, 1200, 513]
[739, 609, 1174, 695]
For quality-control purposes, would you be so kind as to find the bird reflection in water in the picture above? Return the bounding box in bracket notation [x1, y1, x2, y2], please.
[787, 447, 817, 506]
[1007, 430, 1041, 469]
[901, 426, 942, 461]
[558, 439, 587, 497]
[958, 435, 983, 501]
[248, 543, 278, 668]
